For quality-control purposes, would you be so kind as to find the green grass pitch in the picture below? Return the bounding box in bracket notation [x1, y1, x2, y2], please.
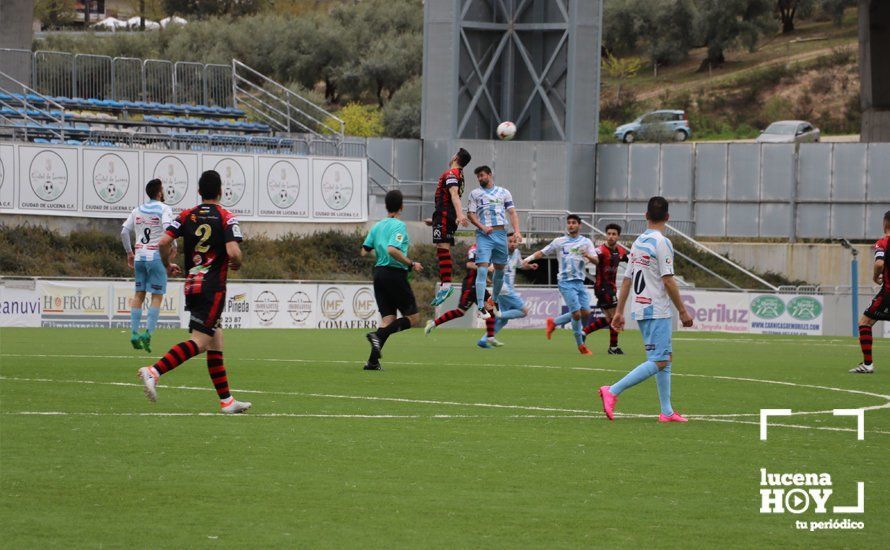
[1, 327, 888, 547]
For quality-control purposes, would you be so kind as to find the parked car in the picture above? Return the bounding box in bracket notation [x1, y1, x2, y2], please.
[614, 110, 691, 143]
[756, 120, 821, 144]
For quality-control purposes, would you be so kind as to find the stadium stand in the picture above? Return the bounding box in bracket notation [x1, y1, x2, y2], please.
[0, 49, 359, 157]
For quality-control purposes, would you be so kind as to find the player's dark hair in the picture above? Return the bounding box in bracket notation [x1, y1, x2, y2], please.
[198, 170, 222, 200]
[646, 196, 669, 222]
[455, 148, 472, 168]
[566, 213, 581, 223]
[507, 231, 515, 237]
[884, 210, 890, 223]
[474, 165, 491, 175]
[605, 223, 622, 235]
[385, 189, 403, 213]
[145, 178, 163, 200]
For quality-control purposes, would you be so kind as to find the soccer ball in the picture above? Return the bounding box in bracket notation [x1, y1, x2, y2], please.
[497, 121, 516, 141]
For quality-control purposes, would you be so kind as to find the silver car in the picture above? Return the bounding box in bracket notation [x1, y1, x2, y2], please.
[756, 120, 821, 144]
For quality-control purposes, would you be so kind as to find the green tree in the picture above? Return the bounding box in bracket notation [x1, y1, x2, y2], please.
[642, 0, 697, 65]
[382, 77, 421, 138]
[602, 52, 642, 100]
[34, 0, 76, 29]
[695, 0, 775, 68]
[819, 0, 855, 26]
[603, 0, 645, 55]
[162, 0, 269, 18]
[775, 0, 815, 33]
[327, 103, 384, 137]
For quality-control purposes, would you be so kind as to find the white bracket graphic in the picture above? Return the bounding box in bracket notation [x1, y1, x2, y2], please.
[760, 409, 865, 440]
[833, 482, 865, 514]
[832, 409, 865, 440]
[760, 409, 791, 440]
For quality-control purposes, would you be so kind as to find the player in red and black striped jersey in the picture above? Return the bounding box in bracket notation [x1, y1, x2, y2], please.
[852, 210, 890, 374]
[431, 148, 472, 307]
[136, 170, 251, 413]
[424, 244, 496, 343]
[583, 223, 629, 354]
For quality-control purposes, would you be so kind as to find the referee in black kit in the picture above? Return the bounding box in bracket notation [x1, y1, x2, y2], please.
[361, 190, 424, 370]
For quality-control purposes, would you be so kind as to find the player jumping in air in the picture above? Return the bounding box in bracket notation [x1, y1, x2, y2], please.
[852, 209, 890, 374]
[583, 223, 629, 354]
[137, 170, 251, 414]
[466, 165, 522, 320]
[522, 214, 599, 355]
[362, 190, 423, 370]
[599, 197, 694, 423]
[120, 179, 178, 352]
[488, 232, 538, 342]
[424, 244, 498, 347]
[431, 148, 472, 306]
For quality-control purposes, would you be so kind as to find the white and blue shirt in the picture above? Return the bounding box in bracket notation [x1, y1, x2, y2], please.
[467, 185, 515, 227]
[122, 200, 174, 262]
[541, 235, 595, 282]
[625, 229, 675, 320]
[501, 249, 523, 296]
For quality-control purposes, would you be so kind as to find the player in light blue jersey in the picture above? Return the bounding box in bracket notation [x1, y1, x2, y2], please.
[466, 166, 522, 321]
[522, 214, 599, 355]
[600, 197, 694, 423]
[121, 179, 179, 352]
[483, 232, 538, 346]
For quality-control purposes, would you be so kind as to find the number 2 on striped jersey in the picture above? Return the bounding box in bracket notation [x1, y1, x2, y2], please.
[195, 224, 212, 253]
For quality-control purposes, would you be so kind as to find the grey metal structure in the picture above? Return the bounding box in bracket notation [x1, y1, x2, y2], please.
[421, 0, 601, 213]
[0, 0, 33, 88]
[596, 142, 890, 240]
[859, 0, 890, 142]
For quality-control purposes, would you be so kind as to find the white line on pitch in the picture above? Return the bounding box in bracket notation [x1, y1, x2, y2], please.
[2, 375, 889, 435]
[4, 352, 888, 405]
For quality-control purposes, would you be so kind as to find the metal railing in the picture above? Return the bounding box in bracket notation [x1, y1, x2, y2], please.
[1, 48, 235, 106]
[232, 59, 343, 140]
[520, 209, 779, 291]
[0, 70, 66, 141]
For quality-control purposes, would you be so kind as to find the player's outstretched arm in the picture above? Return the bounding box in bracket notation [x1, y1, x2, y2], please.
[387, 246, 422, 272]
[507, 207, 522, 242]
[449, 186, 468, 226]
[663, 275, 693, 327]
[226, 241, 242, 271]
[611, 277, 631, 332]
[467, 210, 490, 234]
[120, 227, 134, 268]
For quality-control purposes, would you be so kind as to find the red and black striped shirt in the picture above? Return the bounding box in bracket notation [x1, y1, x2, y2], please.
[594, 243, 629, 292]
[874, 236, 889, 293]
[434, 167, 464, 217]
[166, 203, 243, 295]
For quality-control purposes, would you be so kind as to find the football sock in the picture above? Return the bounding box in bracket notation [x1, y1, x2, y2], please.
[610, 328, 619, 347]
[655, 363, 673, 416]
[554, 311, 573, 326]
[153, 340, 200, 375]
[583, 316, 609, 335]
[491, 268, 504, 300]
[494, 318, 507, 334]
[859, 325, 873, 364]
[146, 307, 161, 333]
[376, 317, 411, 349]
[207, 350, 231, 402]
[475, 265, 489, 308]
[485, 316, 495, 338]
[130, 307, 142, 334]
[436, 248, 453, 284]
[499, 308, 525, 320]
[610, 360, 658, 395]
[571, 318, 584, 346]
[435, 308, 465, 326]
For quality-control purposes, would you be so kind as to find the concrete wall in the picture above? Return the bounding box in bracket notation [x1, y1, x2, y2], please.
[596, 142, 890, 239]
[703, 241, 881, 289]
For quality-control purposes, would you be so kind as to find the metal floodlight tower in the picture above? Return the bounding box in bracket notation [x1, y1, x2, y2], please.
[422, 0, 602, 211]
